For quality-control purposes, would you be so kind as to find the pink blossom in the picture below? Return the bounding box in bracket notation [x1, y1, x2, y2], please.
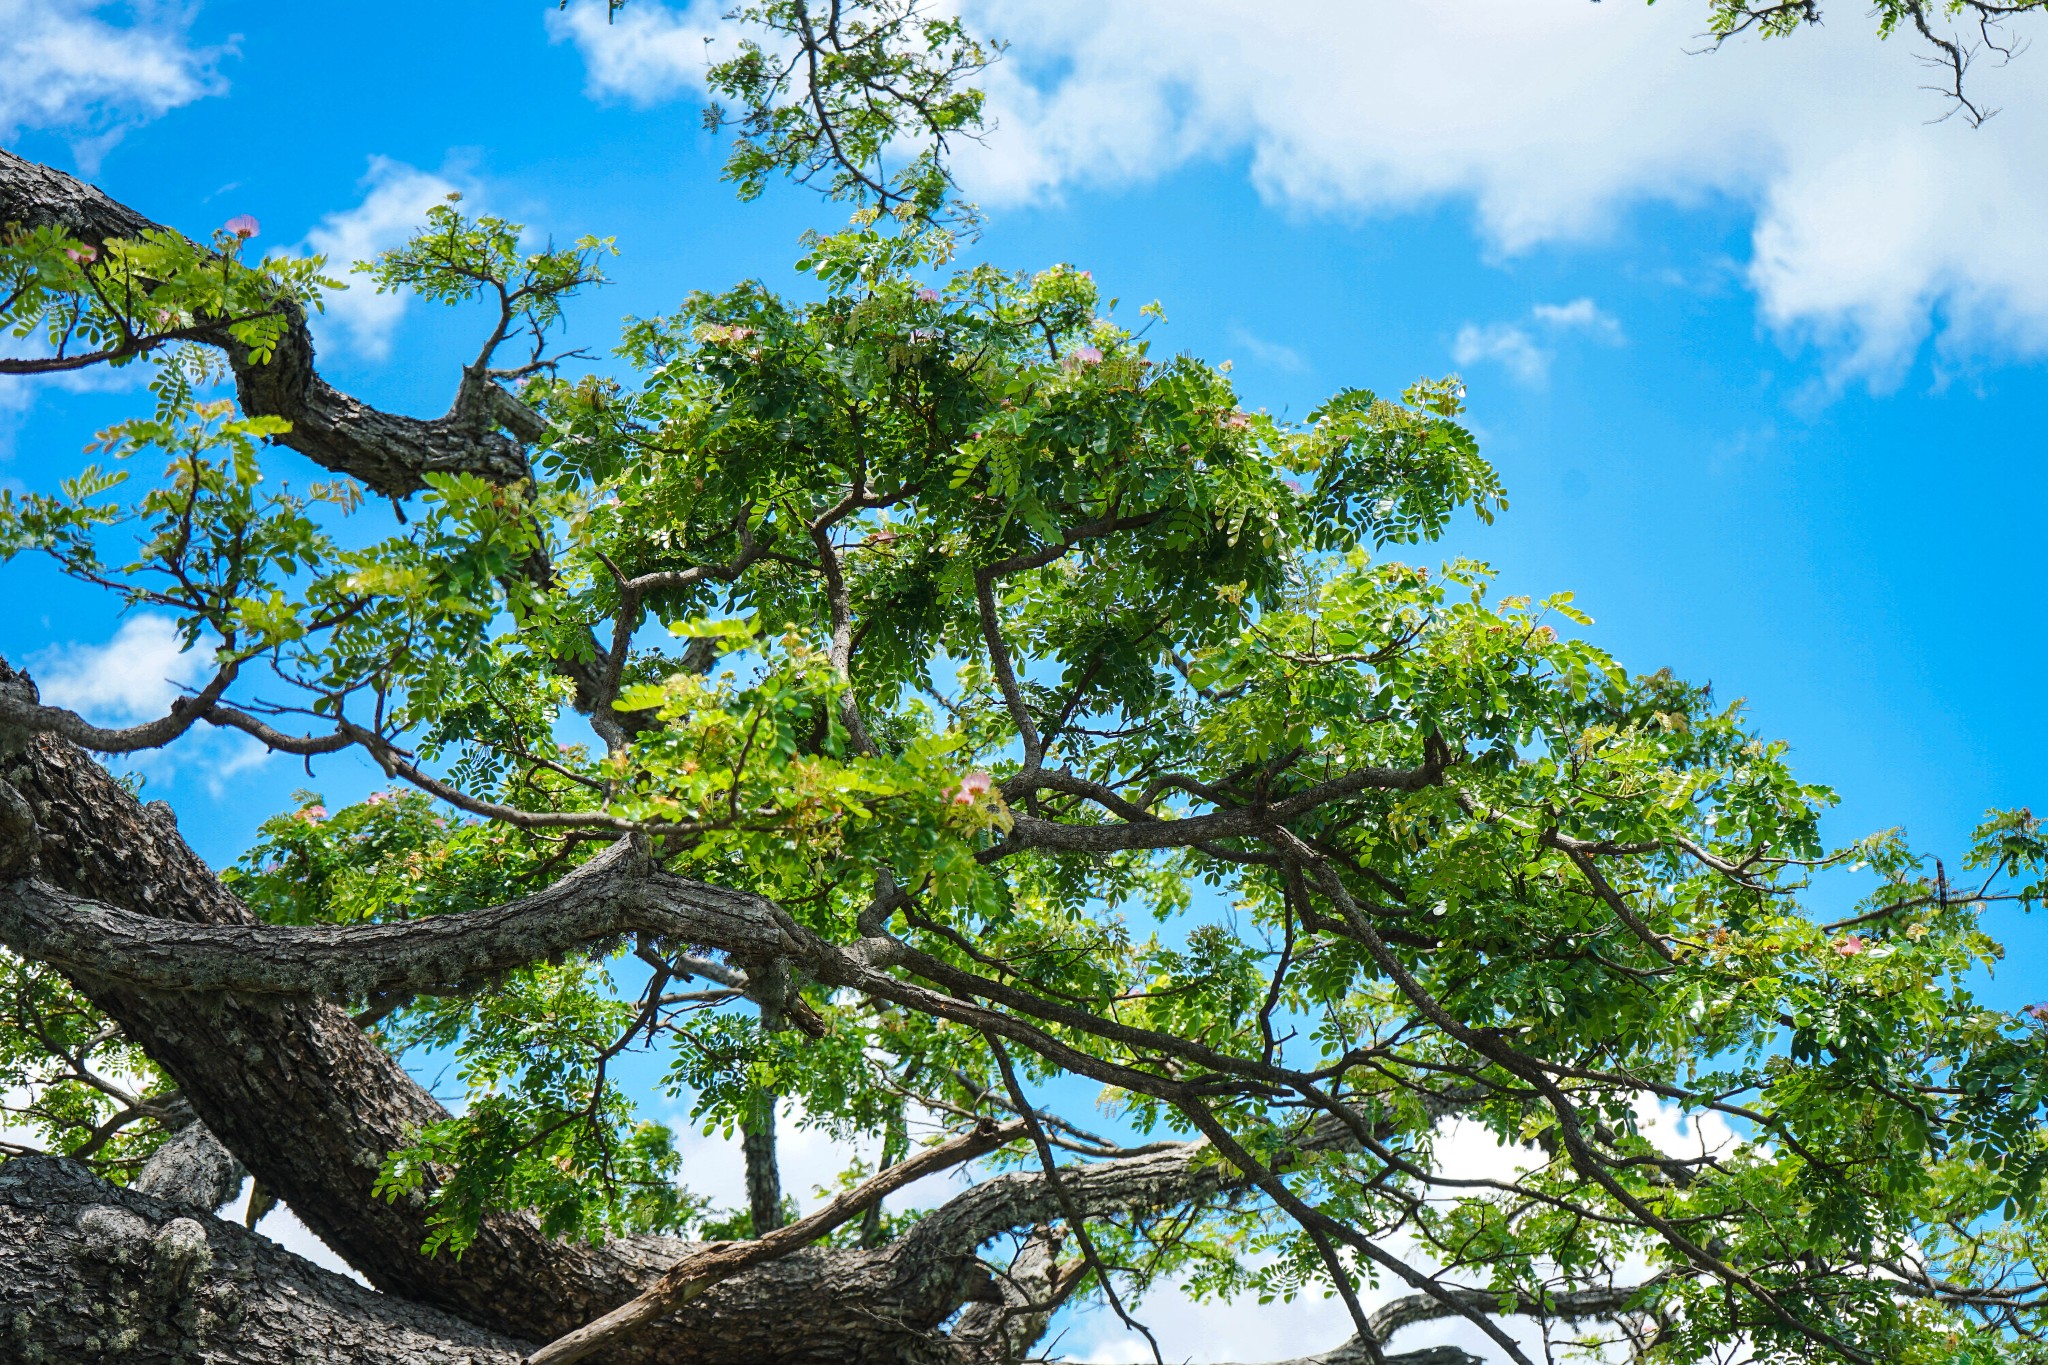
[1068, 345, 1103, 365]
[1225, 412, 1251, 429]
[917, 288, 940, 303]
[366, 790, 395, 806]
[301, 804, 329, 823]
[2025, 1004, 2048, 1024]
[952, 771, 993, 805]
[1832, 935, 1866, 957]
[64, 245, 95, 264]
[224, 214, 260, 240]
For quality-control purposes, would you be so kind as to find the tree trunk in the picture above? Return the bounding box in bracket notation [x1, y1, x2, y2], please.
[0, 716, 1014, 1363]
[0, 1153, 532, 1365]
[741, 1089, 785, 1235]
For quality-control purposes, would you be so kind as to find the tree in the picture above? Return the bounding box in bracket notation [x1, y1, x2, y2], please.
[1697, 0, 2048, 126]
[1, 5, 2045, 1364]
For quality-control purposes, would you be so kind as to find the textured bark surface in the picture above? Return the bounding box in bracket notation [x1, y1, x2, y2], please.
[1220, 1349, 1480, 1365]
[0, 1148, 1487, 1365]
[0, 1154, 533, 1365]
[741, 1091, 786, 1235]
[0, 839, 803, 1000]
[0, 699, 642, 1347]
[130, 1119, 245, 1217]
[1, 665, 1279, 1363]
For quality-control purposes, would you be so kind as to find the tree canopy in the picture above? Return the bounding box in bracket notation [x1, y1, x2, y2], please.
[0, 4, 2044, 1364]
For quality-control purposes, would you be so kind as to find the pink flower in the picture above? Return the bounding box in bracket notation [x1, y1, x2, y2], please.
[1068, 345, 1103, 365]
[64, 245, 95, 264]
[301, 804, 328, 823]
[366, 790, 395, 806]
[224, 214, 260, 240]
[917, 288, 940, 303]
[2025, 1004, 2048, 1024]
[1832, 935, 1866, 957]
[952, 771, 993, 805]
[1225, 412, 1251, 429]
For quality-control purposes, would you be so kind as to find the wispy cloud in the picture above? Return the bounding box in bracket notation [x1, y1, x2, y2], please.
[30, 615, 271, 794]
[1530, 297, 1625, 343]
[1227, 324, 1309, 374]
[1453, 297, 1623, 387]
[31, 614, 206, 720]
[301, 158, 471, 361]
[546, 0, 733, 103]
[0, 0, 227, 169]
[928, 0, 2048, 388]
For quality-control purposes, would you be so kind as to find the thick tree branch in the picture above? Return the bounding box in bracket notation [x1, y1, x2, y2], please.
[0, 1153, 535, 1365]
[1370, 1283, 1649, 1344]
[0, 839, 806, 1001]
[526, 1119, 1026, 1365]
[0, 149, 533, 500]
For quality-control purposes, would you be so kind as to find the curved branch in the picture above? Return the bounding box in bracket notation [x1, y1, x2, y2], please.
[1370, 1283, 1651, 1343]
[527, 1118, 1028, 1365]
[0, 149, 532, 500]
[0, 839, 806, 1001]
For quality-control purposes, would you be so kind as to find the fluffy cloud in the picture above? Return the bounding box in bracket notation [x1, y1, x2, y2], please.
[961, 0, 2048, 387]
[30, 615, 269, 793]
[0, 0, 224, 167]
[1453, 296, 1623, 386]
[301, 158, 470, 361]
[548, 0, 734, 103]
[553, 0, 2048, 386]
[31, 614, 208, 721]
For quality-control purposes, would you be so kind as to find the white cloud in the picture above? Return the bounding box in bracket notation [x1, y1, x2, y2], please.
[1454, 297, 1623, 386]
[0, 318, 158, 461]
[955, 0, 2048, 386]
[29, 615, 272, 793]
[670, 1097, 974, 1220]
[553, 0, 2048, 385]
[1453, 321, 1549, 386]
[32, 614, 210, 721]
[0, 1, 225, 167]
[220, 1177, 374, 1286]
[547, 0, 734, 103]
[1069, 1101, 1736, 1363]
[302, 158, 469, 361]
[1227, 324, 1309, 374]
[1531, 297, 1625, 343]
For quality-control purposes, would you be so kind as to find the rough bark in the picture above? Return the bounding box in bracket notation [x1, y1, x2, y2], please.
[130, 1115, 244, 1217]
[0, 148, 531, 500]
[0, 1153, 533, 1365]
[0, 840, 804, 1000]
[1, 668, 1298, 1364]
[1218, 1349, 1479, 1365]
[1370, 1286, 1644, 1343]
[0, 151, 1558, 1365]
[741, 1089, 786, 1235]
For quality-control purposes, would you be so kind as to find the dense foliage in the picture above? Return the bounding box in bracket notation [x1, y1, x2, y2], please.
[2, 4, 2046, 1362]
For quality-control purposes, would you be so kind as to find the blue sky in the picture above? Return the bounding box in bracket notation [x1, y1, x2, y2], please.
[3, 1, 2046, 1356]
